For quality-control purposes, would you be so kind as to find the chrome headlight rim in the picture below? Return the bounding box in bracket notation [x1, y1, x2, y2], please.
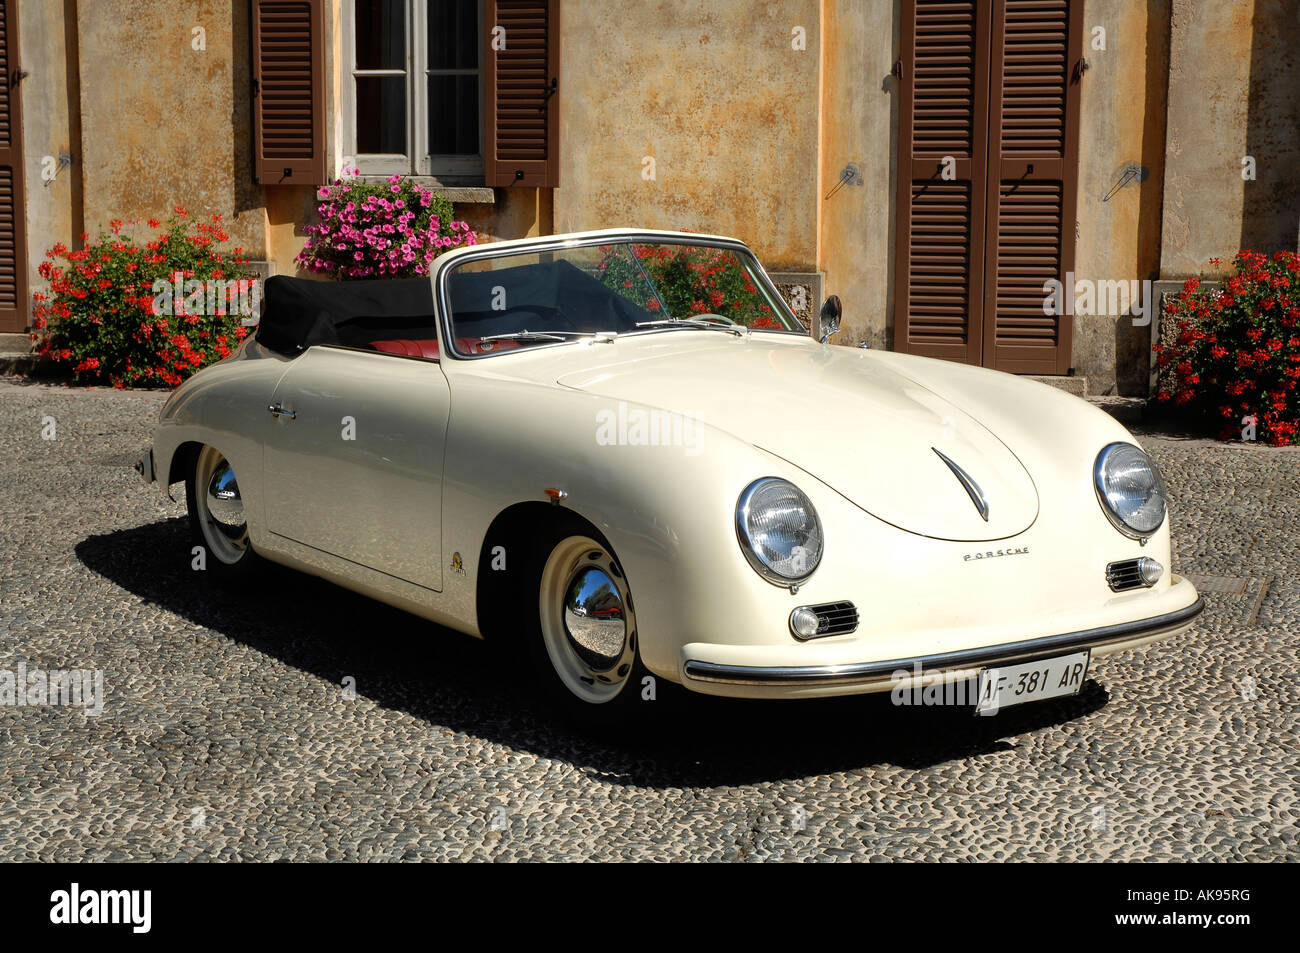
[1093, 442, 1168, 541]
[735, 477, 824, 586]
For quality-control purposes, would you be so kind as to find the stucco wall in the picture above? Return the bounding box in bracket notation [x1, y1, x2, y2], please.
[552, 0, 821, 272]
[32, 0, 555, 281]
[1238, 0, 1300, 258]
[21, 0, 1294, 399]
[816, 0, 896, 347]
[35, 0, 827, 300]
[1160, 0, 1300, 277]
[1072, 0, 1170, 395]
[74, 0, 266, 255]
[19, 0, 81, 298]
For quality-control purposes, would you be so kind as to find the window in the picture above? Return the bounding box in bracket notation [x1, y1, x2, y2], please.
[344, 0, 483, 180]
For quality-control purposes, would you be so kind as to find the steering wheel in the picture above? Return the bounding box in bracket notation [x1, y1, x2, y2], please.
[687, 313, 739, 326]
[465, 305, 568, 337]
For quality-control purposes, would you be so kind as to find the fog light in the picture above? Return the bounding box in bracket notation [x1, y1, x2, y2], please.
[790, 607, 821, 639]
[1138, 557, 1163, 587]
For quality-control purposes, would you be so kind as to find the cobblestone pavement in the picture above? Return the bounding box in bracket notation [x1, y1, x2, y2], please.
[1, 379, 1296, 861]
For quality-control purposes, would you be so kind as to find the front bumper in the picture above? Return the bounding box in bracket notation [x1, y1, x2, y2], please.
[134, 449, 155, 483]
[681, 581, 1204, 699]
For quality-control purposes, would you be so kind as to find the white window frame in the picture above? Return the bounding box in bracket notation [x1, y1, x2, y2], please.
[342, 0, 485, 181]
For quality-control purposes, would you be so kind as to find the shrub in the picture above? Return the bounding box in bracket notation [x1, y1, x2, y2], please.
[595, 242, 785, 329]
[295, 171, 478, 278]
[32, 211, 257, 388]
[1154, 250, 1300, 446]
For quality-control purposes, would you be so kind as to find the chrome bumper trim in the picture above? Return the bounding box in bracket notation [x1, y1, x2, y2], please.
[683, 597, 1205, 687]
[135, 449, 155, 484]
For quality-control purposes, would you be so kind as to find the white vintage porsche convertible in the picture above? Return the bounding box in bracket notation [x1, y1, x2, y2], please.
[139, 228, 1202, 721]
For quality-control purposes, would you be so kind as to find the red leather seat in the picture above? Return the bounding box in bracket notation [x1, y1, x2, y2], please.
[368, 338, 521, 359]
[369, 338, 441, 359]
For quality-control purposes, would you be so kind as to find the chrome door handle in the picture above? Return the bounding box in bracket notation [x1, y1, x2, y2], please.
[268, 403, 297, 419]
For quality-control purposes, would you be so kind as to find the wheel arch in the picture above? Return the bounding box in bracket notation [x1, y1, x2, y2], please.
[167, 440, 203, 487]
[475, 501, 612, 643]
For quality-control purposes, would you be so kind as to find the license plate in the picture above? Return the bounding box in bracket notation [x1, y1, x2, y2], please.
[975, 650, 1090, 714]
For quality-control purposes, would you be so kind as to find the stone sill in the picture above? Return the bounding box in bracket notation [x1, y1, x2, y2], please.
[352, 177, 495, 204]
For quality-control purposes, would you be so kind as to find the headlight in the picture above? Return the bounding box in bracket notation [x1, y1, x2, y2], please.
[736, 478, 823, 585]
[1094, 443, 1168, 539]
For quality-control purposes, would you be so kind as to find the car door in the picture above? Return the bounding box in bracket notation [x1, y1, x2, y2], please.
[263, 346, 450, 591]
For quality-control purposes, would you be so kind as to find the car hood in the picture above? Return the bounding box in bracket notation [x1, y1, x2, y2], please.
[555, 337, 1038, 541]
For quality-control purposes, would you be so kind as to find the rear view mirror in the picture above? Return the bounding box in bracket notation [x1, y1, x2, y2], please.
[817, 295, 842, 344]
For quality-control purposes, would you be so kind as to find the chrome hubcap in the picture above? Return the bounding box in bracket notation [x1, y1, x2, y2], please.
[562, 566, 627, 673]
[540, 537, 637, 704]
[195, 447, 248, 564]
[206, 459, 245, 530]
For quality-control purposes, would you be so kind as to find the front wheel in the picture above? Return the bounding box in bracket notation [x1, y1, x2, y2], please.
[186, 445, 257, 579]
[526, 528, 655, 726]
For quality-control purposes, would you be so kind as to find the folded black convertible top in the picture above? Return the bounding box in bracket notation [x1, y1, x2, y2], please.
[255, 275, 436, 355]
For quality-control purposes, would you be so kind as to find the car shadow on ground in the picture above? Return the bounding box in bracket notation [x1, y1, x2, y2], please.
[76, 518, 1110, 788]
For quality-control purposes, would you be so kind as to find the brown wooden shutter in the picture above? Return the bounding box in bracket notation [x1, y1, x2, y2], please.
[484, 0, 559, 188]
[980, 0, 1081, 374]
[251, 0, 326, 186]
[0, 0, 27, 332]
[893, 0, 992, 365]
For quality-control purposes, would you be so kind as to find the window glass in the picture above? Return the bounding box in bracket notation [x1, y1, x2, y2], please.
[427, 0, 477, 70]
[602, 243, 788, 328]
[427, 0, 479, 157]
[444, 241, 801, 355]
[428, 75, 478, 155]
[355, 0, 406, 69]
[355, 77, 408, 154]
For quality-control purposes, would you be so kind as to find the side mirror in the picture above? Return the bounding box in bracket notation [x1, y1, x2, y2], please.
[817, 295, 842, 344]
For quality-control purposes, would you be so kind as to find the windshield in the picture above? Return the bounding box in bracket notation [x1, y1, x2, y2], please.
[442, 239, 803, 356]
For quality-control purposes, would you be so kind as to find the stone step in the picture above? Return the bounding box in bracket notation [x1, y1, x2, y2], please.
[0, 333, 38, 375]
[0, 332, 34, 355]
[1087, 395, 1147, 424]
[1026, 374, 1088, 397]
[0, 354, 39, 376]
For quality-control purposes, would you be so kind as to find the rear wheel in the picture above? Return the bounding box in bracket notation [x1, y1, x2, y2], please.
[186, 445, 256, 579]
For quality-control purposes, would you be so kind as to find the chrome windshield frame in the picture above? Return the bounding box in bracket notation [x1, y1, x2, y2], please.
[432, 231, 807, 360]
